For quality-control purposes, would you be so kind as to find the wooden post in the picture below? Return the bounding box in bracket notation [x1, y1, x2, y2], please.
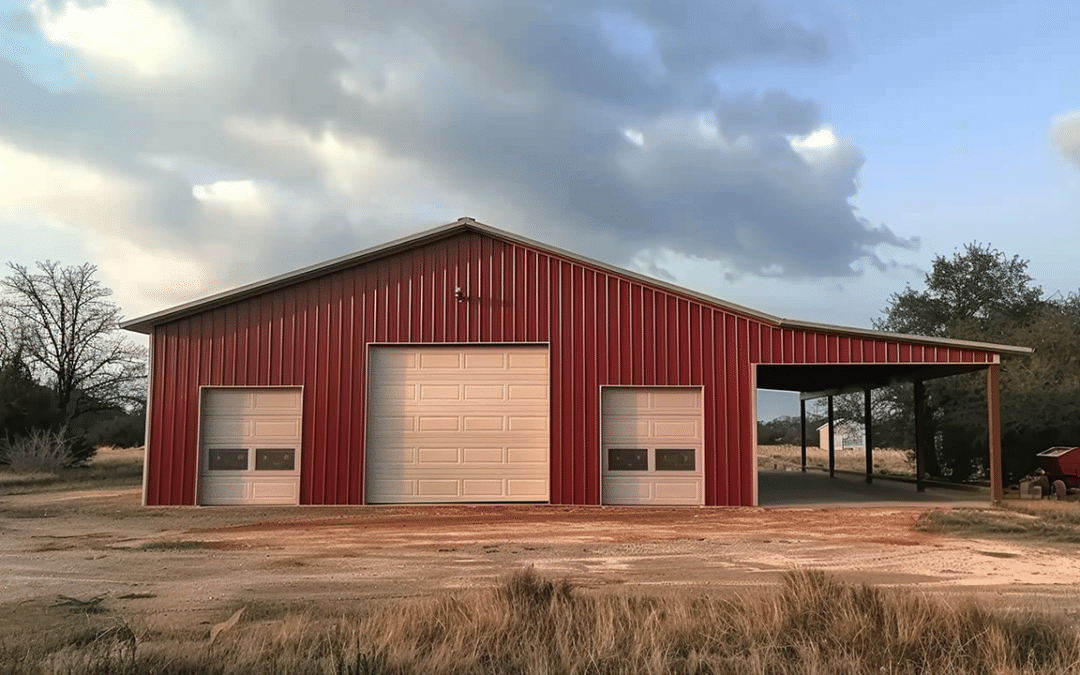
[987, 363, 1003, 503]
[828, 395, 835, 479]
[800, 399, 807, 473]
[914, 381, 926, 493]
[864, 389, 873, 484]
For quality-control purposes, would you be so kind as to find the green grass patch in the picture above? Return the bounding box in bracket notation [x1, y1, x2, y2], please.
[2, 568, 1078, 674]
[916, 501, 1080, 543]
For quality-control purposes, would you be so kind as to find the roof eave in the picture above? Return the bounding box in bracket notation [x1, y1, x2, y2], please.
[777, 318, 1034, 356]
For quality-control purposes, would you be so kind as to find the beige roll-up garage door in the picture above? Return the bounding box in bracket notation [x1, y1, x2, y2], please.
[602, 387, 704, 505]
[366, 345, 550, 503]
[199, 387, 303, 505]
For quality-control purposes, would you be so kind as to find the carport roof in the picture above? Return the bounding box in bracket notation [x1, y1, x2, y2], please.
[120, 217, 1033, 364]
[758, 362, 993, 399]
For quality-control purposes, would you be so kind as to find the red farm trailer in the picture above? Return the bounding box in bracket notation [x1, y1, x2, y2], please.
[1035, 447, 1080, 491]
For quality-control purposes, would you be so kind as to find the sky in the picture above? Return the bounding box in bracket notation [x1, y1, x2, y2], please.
[1, 0, 1078, 420]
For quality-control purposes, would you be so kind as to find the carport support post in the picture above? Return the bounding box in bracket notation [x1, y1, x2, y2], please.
[864, 389, 873, 484]
[914, 380, 927, 493]
[987, 363, 1003, 503]
[827, 395, 835, 479]
[800, 399, 807, 472]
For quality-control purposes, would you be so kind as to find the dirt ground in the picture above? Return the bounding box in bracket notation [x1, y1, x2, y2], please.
[4, 480, 1080, 638]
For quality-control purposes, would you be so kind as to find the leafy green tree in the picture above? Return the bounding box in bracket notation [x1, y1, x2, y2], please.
[874, 242, 1045, 340]
[757, 415, 822, 446]
[867, 243, 1080, 483]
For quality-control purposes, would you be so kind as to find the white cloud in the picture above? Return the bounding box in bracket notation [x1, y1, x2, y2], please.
[0, 140, 141, 228]
[790, 127, 837, 152]
[31, 0, 204, 78]
[85, 233, 211, 317]
[1051, 110, 1080, 168]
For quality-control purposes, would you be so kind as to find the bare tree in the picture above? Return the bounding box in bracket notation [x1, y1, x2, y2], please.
[0, 261, 146, 420]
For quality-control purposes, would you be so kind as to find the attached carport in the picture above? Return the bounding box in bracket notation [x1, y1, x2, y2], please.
[756, 328, 1033, 503]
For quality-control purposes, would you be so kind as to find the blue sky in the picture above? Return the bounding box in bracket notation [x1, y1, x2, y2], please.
[1, 0, 1078, 420]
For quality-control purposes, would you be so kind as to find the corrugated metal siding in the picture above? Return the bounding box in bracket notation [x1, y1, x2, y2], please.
[145, 231, 998, 506]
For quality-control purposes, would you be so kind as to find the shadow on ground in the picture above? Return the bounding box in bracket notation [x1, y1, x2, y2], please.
[758, 469, 990, 507]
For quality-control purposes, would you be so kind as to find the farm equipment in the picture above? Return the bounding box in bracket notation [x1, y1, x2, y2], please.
[1021, 447, 1080, 499]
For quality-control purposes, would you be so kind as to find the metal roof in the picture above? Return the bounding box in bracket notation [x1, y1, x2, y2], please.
[120, 217, 1033, 357]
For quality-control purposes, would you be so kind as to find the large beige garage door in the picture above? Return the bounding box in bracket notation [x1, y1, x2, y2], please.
[199, 388, 302, 505]
[366, 345, 549, 503]
[602, 387, 704, 505]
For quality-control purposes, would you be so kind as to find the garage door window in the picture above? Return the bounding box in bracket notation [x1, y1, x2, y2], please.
[608, 448, 649, 471]
[255, 448, 296, 471]
[655, 449, 695, 471]
[208, 449, 248, 471]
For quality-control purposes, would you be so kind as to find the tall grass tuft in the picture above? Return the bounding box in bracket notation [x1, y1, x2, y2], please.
[5, 568, 1078, 674]
[1, 427, 74, 474]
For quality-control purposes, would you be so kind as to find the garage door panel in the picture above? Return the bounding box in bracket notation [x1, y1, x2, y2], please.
[464, 352, 505, 368]
[418, 479, 461, 496]
[507, 447, 548, 463]
[417, 447, 460, 463]
[463, 416, 504, 431]
[420, 352, 462, 369]
[508, 352, 548, 369]
[652, 420, 701, 440]
[253, 389, 302, 411]
[251, 479, 300, 501]
[374, 384, 418, 402]
[203, 417, 252, 443]
[464, 384, 505, 400]
[463, 479, 504, 496]
[420, 384, 461, 400]
[369, 479, 414, 498]
[252, 418, 301, 440]
[366, 447, 417, 465]
[604, 418, 649, 441]
[418, 416, 460, 432]
[367, 346, 549, 504]
[462, 447, 503, 463]
[652, 390, 701, 409]
[509, 385, 547, 400]
[507, 479, 548, 497]
[604, 479, 652, 500]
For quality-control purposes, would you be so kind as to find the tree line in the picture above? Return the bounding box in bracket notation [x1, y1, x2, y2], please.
[1, 261, 146, 465]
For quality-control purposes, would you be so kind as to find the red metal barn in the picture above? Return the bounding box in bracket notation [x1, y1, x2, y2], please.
[122, 218, 1031, 506]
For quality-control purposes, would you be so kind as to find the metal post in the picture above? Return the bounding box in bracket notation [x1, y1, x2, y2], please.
[864, 389, 873, 484]
[800, 399, 807, 473]
[914, 381, 926, 493]
[827, 395, 835, 479]
[987, 363, 1003, 503]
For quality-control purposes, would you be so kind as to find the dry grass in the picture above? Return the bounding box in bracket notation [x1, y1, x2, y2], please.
[3, 568, 1077, 675]
[758, 443, 914, 476]
[0, 445, 143, 494]
[917, 499, 1080, 543]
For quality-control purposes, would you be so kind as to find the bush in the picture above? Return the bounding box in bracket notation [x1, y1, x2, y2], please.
[1, 427, 74, 474]
[84, 410, 145, 449]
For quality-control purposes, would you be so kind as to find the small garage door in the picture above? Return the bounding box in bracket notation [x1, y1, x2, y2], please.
[366, 345, 549, 503]
[198, 388, 302, 505]
[602, 387, 704, 505]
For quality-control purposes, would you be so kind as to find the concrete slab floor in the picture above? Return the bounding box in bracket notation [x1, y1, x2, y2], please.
[757, 469, 991, 508]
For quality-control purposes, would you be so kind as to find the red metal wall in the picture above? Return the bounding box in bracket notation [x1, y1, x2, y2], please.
[145, 230, 997, 506]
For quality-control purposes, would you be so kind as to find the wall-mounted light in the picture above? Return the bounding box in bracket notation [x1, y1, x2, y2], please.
[455, 286, 468, 302]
